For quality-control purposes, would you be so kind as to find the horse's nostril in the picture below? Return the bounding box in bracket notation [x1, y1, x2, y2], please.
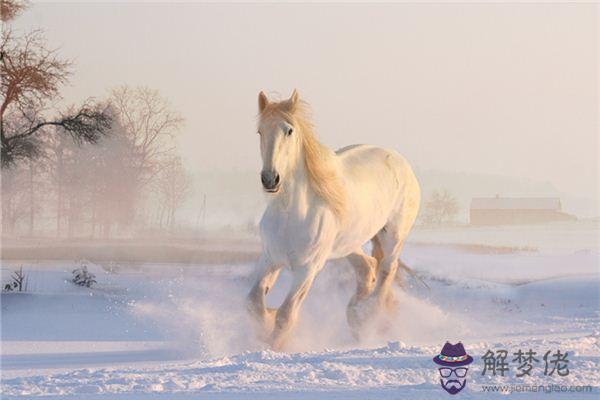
[261, 171, 279, 189]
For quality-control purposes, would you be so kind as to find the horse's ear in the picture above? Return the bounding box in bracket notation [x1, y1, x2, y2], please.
[258, 91, 269, 113]
[290, 89, 300, 105]
[282, 89, 300, 113]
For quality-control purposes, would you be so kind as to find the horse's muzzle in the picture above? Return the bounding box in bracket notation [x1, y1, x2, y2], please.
[261, 170, 280, 192]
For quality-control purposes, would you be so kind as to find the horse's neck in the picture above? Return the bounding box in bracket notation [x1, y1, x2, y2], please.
[277, 154, 311, 210]
[270, 134, 341, 217]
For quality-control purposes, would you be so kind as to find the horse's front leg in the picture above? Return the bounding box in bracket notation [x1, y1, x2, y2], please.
[246, 253, 282, 341]
[270, 264, 319, 351]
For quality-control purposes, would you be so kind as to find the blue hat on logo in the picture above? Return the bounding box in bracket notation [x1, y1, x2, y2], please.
[433, 342, 473, 367]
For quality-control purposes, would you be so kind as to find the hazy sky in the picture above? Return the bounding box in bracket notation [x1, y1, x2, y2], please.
[12, 2, 598, 199]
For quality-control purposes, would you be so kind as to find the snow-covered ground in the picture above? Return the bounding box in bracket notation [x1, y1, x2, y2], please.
[1, 222, 599, 399]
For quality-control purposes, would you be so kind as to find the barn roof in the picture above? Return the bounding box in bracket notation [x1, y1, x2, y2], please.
[470, 197, 561, 211]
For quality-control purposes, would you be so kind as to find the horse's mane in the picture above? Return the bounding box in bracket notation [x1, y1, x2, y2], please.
[261, 100, 346, 219]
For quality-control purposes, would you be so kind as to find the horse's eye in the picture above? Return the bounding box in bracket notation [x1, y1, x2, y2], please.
[287, 127, 293, 136]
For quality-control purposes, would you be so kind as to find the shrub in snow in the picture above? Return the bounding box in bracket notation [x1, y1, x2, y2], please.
[3, 267, 27, 292]
[72, 264, 97, 288]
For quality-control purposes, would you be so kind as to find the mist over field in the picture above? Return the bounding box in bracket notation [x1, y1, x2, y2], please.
[5, 1, 597, 235]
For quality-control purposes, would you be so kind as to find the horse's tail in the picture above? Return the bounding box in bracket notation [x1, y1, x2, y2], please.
[396, 260, 430, 290]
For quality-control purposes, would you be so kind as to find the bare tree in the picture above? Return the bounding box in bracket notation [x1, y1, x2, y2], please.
[109, 86, 183, 188]
[86, 113, 137, 238]
[1, 164, 28, 234]
[43, 107, 137, 238]
[422, 189, 460, 226]
[1, 24, 111, 167]
[155, 155, 192, 229]
[3, 266, 27, 292]
[1, 0, 28, 22]
[1, 4, 186, 238]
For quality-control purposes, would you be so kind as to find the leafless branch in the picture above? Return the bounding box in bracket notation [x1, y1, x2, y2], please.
[1, 0, 28, 22]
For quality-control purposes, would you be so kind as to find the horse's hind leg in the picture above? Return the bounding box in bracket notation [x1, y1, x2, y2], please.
[373, 180, 420, 310]
[345, 249, 378, 337]
[347, 249, 378, 299]
[247, 253, 282, 341]
[344, 232, 405, 336]
[372, 228, 405, 312]
[371, 235, 384, 265]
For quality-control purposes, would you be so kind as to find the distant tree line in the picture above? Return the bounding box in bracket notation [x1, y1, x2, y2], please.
[1, 87, 193, 238]
[1, 0, 192, 238]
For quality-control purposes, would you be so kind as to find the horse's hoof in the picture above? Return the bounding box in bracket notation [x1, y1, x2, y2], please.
[346, 295, 377, 336]
[270, 340, 285, 352]
[347, 289, 400, 338]
[264, 308, 277, 330]
[269, 329, 290, 352]
[383, 291, 399, 314]
[248, 307, 278, 343]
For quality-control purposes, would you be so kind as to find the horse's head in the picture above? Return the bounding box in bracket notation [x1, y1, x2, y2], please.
[256, 89, 303, 194]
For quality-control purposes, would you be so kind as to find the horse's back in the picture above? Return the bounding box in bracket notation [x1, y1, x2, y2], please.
[333, 143, 420, 250]
[336, 144, 415, 181]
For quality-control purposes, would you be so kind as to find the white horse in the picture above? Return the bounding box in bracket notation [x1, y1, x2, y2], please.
[247, 90, 420, 350]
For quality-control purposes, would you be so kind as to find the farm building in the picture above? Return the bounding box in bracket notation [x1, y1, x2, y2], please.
[470, 196, 576, 226]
